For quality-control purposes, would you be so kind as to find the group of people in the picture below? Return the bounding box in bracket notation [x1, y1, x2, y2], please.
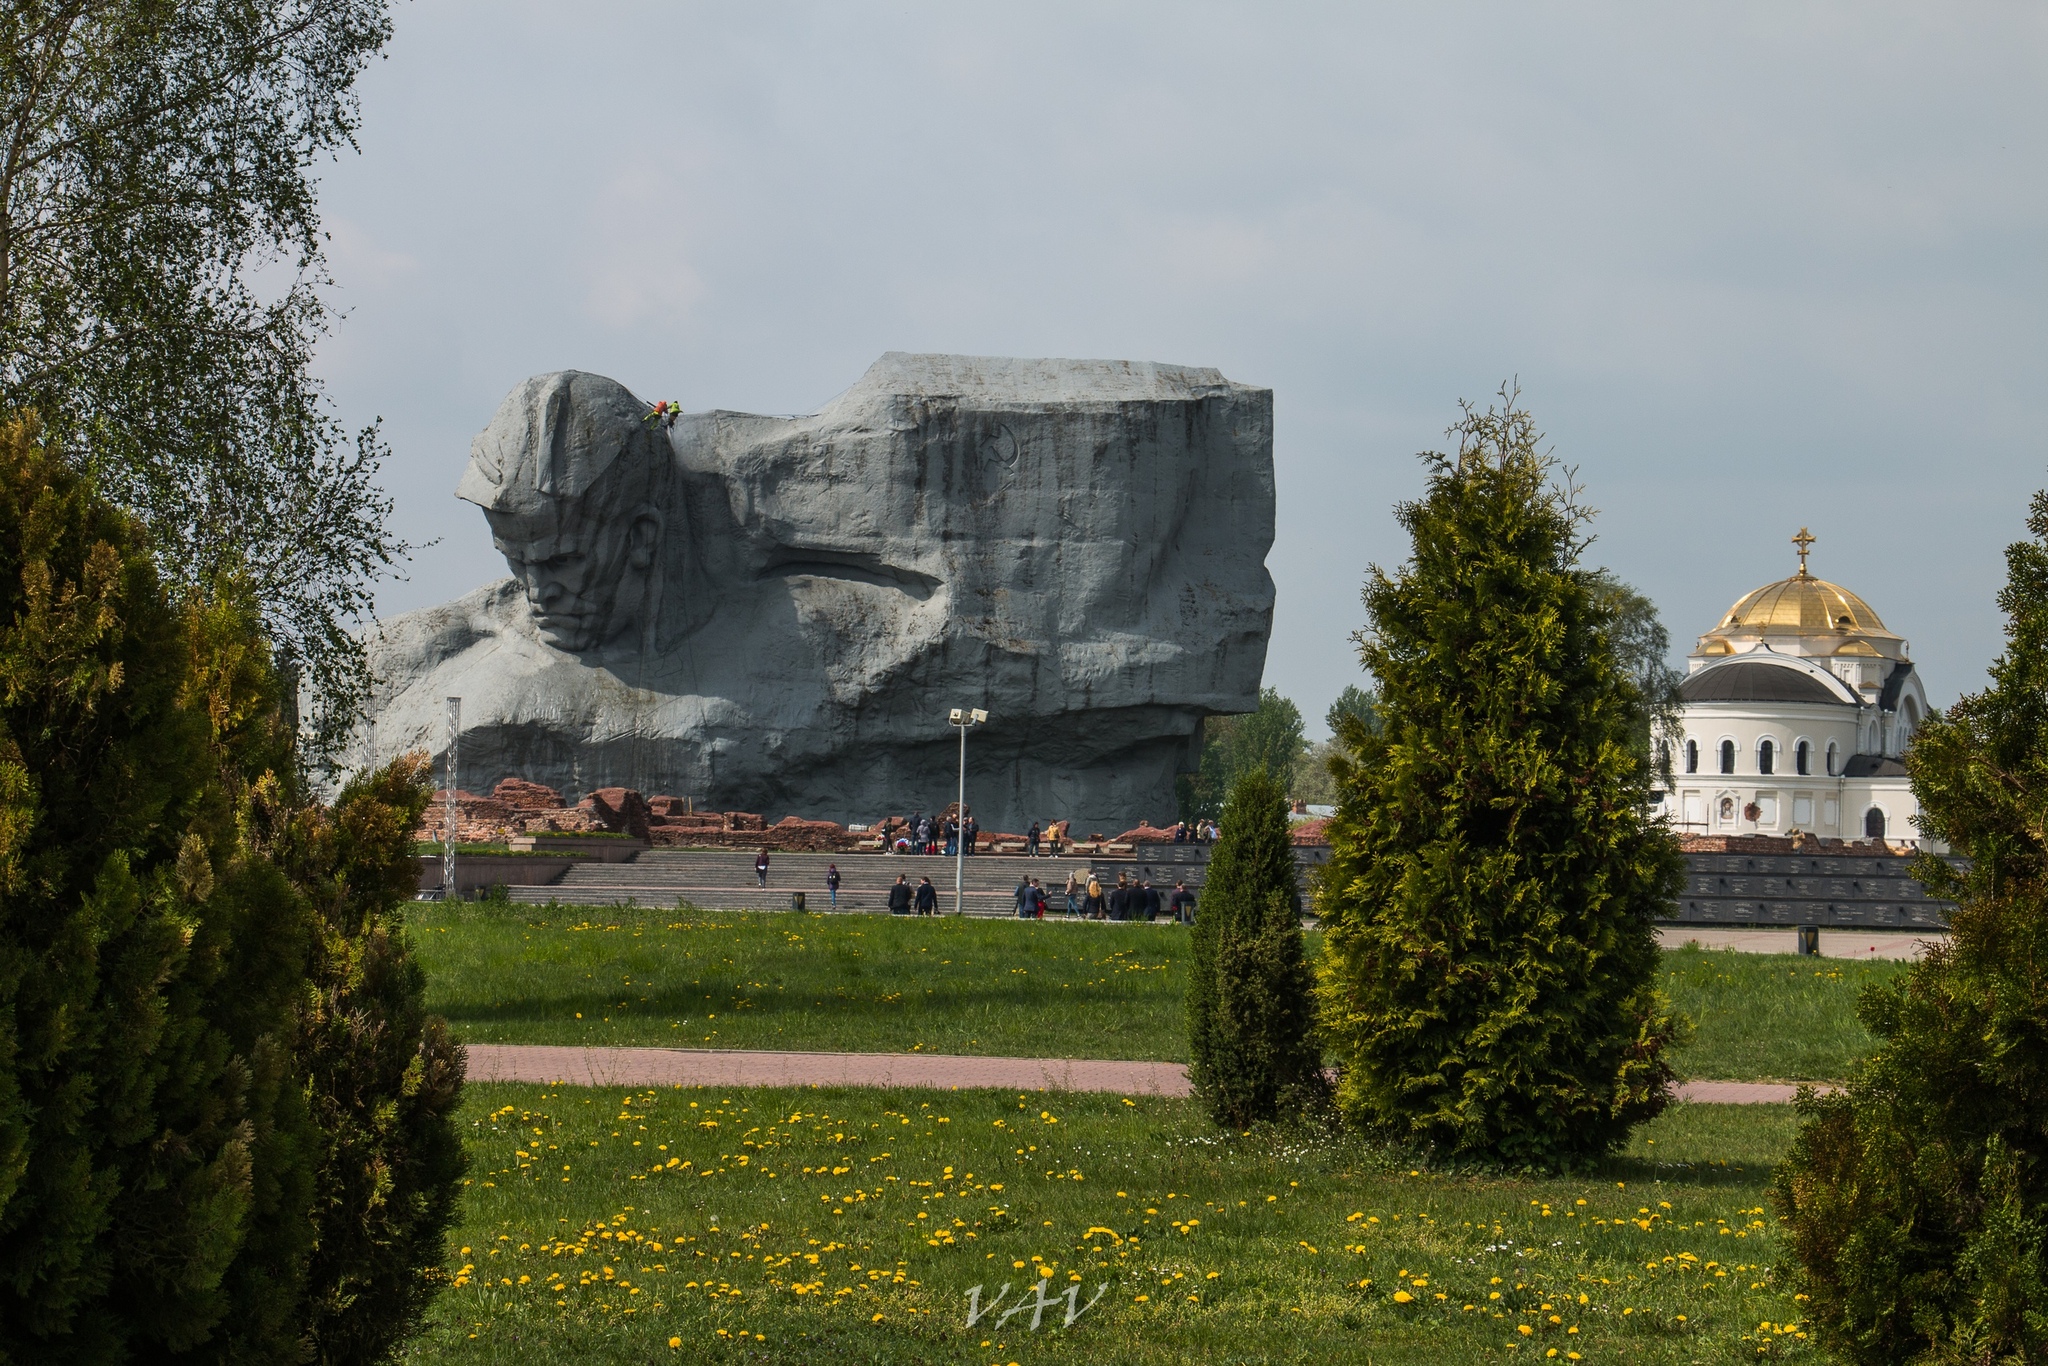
[886, 873, 942, 915]
[890, 813, 1069, 857]
[1170, 820, 1219, 844]
[1042, 870, 1196, 923]
[893, 811, 981, 856]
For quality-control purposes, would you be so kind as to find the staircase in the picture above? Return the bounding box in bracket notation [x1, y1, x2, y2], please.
[504, 849, 1125, 917]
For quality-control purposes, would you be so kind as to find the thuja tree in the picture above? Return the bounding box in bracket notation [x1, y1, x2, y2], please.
[1314, 393, 1683, 1168]
[0, 417, 462, 1364]
[1187, 766, 1325, 1127]
[1772, 487, 2048, 1364]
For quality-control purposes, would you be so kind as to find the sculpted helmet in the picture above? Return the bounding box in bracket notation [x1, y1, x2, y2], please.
[456, 370, 659, 516]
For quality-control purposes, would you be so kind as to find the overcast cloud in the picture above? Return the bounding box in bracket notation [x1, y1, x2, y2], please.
[316, 2, 2048, 736]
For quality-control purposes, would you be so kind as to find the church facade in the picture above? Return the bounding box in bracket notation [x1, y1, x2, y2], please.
[1659, 530, 1933, 847]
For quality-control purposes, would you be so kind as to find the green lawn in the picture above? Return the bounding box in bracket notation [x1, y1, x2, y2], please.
[397, 1084, 1809, 1366]
[413, 902, 1188, 1061]
[1658, 945, 1910, 1083]
[416, 902, 1911, 1083]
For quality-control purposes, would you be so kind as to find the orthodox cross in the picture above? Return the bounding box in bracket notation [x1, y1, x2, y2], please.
[1792, 526, 1816, 576]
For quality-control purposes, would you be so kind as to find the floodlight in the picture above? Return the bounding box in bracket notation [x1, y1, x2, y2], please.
[971, 709, 988, 723]
[949, 708, 964, 724]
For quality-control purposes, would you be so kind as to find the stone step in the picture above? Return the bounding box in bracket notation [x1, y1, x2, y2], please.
[502, 847, 1139, 917]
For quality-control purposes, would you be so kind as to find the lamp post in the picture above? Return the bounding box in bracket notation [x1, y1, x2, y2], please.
[949, 707, 987, 915]
[443, 696, 461, 899]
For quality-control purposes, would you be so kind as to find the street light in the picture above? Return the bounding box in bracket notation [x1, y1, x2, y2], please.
[949, 707, 987, 914]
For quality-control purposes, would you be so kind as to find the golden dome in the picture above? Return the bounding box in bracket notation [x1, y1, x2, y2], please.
[1695, 530, 1908, 660]
[1714, 572, 1892, 638]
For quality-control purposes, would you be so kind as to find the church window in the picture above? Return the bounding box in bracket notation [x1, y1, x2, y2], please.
[1719, 739, 1735, 774]
[1655, 740, 1670, 773]
[1795, 739, 1810, 775]
[1825, 740, 1838, 776]
[1864, 807, 1886, 839]
[1758, 738, 1775, 775]
[1685, 740, 1698, 774]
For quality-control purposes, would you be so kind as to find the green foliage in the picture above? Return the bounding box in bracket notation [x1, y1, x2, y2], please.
[0, 418, 462, 1364]
[1177, 687, 1309, 822]
[1326, 683, 1381, 739]
[1586, 570, 1683, 779]
[1772, 485, 2048, 1364]
[1186, 767, 1324, 1127]
[1314, 391, 1683, 1169]
[0, 0, 405, 761]
[293, 756, 469, 1366]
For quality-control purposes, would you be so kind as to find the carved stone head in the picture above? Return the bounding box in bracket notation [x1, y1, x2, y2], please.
[457, 371, 670, 654]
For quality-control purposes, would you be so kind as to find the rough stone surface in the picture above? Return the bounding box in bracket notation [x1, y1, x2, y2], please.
[355, 353, 1275, 832]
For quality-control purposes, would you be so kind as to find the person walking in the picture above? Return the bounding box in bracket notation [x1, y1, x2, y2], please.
[1014, 876, 1032, 919]
[755, 846, 771, 889]
[914, 876, 938, 916]
[888, 874, 912, 915]
[1169, 880, 1196, 924]
[1064, 869, 1082, 917]
[826, 862, 841, 909]
[1026, 822, 1041, 856]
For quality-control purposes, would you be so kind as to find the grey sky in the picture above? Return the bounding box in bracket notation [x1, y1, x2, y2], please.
[318, 2, 2048, 738]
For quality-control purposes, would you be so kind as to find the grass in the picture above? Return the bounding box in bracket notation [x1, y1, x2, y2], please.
[398, 1084, 1810, 1365]
[413, 902, 1186, 1060]
[415, 903, 1913, 1083]
[1658, 945, 1911, 1083]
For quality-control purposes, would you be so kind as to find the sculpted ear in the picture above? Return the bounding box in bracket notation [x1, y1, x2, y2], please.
[626, 510, 662, 570]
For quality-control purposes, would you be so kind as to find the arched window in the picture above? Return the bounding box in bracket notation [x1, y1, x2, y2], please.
[1719, 739, 1736, 775]
[1655, 740, 1670, 775]
[1795, 739, 1810, 776]
[1864, 807, 1886, 839]
[1758, 738, 1775, 776]
[1825, 740, 1839, 776]
[1685, 739, 1699, 774]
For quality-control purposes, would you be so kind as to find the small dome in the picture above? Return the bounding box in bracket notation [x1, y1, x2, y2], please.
[1678, 660, 1849, 706]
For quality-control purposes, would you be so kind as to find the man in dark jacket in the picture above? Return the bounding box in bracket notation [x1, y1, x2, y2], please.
[1014, 879, 1032, 918]
[888, 875, 912, 915]
[914, 877, 938, 915]
[1168, 881, 1196, 924]
[1106, 877, 1128, 921]
[1141, 880, 1162, 922]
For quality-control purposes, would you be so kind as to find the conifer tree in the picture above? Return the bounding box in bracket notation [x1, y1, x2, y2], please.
[0, 417, 462, 1363]
[1772, 486, 2048, 1364]
[1187, 766, 1325, 1127]
[1314, 392, 1682, 1168]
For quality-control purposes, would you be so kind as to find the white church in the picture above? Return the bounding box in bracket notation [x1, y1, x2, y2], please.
[1660, 529, 1932, 847]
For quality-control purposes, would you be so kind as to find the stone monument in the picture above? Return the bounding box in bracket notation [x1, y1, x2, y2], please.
[354, 353, 1275, 833]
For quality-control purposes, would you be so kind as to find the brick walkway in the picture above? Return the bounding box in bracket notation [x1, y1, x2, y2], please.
[464, 1044, 1807, 1105]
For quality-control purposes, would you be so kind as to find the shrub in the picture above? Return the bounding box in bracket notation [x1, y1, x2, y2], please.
[0, 416, 463, 1364]
[1772, 486, 2048, 1364]
[1313, 392, 1682, 1168]
[1187, 766, 1325, 1127]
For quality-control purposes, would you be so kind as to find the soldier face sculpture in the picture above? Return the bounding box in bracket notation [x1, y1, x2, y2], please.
[456, 370, 671, 657]
[486, 496, 662, 653]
